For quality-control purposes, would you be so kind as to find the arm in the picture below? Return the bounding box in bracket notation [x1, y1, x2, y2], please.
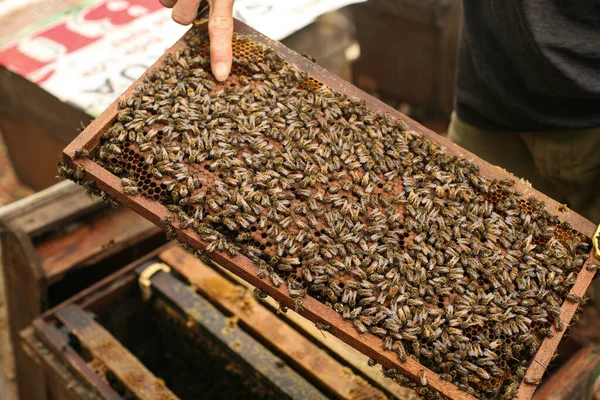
[160, 0, 235, 81]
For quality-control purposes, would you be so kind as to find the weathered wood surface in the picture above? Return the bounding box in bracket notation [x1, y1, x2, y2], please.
[36, 206, 159, 283]
[55, 305, 178, 400]
[147, 269, 329, 400]
[33, 318, 122, 400]
[20, 326, 104, 400]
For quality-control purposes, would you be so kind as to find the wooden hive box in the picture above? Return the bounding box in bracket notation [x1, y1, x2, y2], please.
[60, 20, 600, 399]
[0, 181, 165, 400]
[20, 243, 600, 400]
[25, 242, 416, 400]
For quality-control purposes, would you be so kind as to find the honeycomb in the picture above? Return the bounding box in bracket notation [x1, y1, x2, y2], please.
[64, 27, 593, 400]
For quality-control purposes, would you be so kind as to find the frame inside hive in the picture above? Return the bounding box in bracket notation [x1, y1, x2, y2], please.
[62, 20, 599, 400]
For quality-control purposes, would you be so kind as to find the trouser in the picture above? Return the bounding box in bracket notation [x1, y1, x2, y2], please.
[448, 112, 600, 225]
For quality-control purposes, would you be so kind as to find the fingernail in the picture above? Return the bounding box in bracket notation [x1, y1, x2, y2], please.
[214, 62, 229, 81]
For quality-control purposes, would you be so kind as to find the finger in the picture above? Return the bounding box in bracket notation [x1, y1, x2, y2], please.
[209, 0, 235, 81]
[159, 0, 177, 8]
[172, 0, 200, 25]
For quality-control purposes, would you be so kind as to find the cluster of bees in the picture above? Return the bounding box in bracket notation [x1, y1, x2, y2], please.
[66, 28, 595, 399]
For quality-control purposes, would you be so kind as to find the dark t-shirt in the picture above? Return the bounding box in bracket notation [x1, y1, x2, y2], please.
[456, 1, 600, 131]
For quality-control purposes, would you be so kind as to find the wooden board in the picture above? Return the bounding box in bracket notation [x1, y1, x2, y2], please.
[55, 305, 178, 400]
[147, 270, 329, 400]
[61, 20, 600, 400]
[20, 326, 106, 400]
[159, 246, 396, 400]
[36, 206, 159, 282]
[32, 318, 121, 400]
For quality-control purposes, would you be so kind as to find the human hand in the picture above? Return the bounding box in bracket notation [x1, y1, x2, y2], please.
[160, 0, 235, 82]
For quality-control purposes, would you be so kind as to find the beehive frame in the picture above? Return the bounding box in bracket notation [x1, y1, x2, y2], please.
[62, 20, 599, 400]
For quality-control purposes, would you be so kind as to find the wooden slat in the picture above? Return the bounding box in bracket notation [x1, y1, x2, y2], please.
[147, 270, 328, 400]
[159, 246, 393, 400]
[0, 180, 103, 237]
[54, 305, 178, 400]
[515, 253, 600, 399]
[20, 326, 104, 400]
[32, 319, 121, 400]
[60, 20, 599, 400]
[35, 207, 160, 282]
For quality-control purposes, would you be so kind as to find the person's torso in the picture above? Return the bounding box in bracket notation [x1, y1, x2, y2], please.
[456, 0, 600, 131]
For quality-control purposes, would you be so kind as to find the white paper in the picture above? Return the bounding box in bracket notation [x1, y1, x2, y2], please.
[233, 0, 366, 40]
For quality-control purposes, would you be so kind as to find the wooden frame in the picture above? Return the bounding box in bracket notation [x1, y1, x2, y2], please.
[20, 326, 105, 400]
[61, 20, 600, 400]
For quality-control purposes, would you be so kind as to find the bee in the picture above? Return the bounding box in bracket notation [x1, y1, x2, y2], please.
[277, 303, 289, 315]
[393, 341, 408, 363]
[253, 288, 268, 299]
[294, 298, 304, 313]
[565, 293, 587, 303]
[108, 144, 122, 154]
[151, 168, 163, 179]
[524, 377, 541, 385]
[222, 217, 237, 231]
[160, 215, 175, 224]
[353, 319, 367, 334]
[70, 164, 86, 180]
[476, 367, 491, 380]
[74, 148, 89, 158]
[270, 272, 282, 288]
[289, 288, 306, 298]
[418, 369, 427, 386]
[122, 186, 139, 195]
[586, 263, 599, 272]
